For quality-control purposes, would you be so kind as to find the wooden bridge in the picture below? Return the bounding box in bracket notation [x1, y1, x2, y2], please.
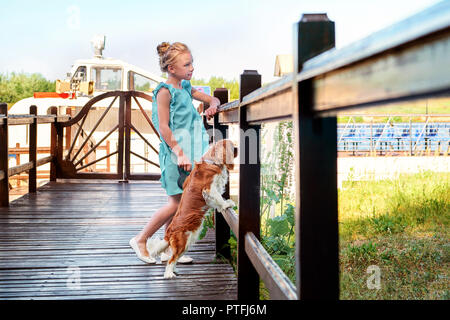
[1, 2, 449, 300]
[0, 181, 236, 300]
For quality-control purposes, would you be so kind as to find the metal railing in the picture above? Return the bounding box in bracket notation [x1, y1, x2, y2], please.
[337, 115, 450, 156]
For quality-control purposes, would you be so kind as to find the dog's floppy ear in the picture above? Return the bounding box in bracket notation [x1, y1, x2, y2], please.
[224, 140, 236, 170]
[224, 140, 235, 171]
[201, 142, 216, 163]
[213, 140, 231, 165]
[204, 140, 222, 164]
[212, 140, 225, 164]
[203, 140, 235, 169]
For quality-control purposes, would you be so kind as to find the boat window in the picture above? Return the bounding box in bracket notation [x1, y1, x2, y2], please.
[91, 67, 122, 91]
[70, 66, 87, 91]
[72, 66, 87, 82]
[129, 71, 158, 92]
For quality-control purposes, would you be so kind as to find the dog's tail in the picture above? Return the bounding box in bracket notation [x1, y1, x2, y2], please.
[147, 236, 169, 257]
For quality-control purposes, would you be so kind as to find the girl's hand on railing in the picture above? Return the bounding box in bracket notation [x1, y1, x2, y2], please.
[177, 153, 192, 172]
[204, 97, 220, 120]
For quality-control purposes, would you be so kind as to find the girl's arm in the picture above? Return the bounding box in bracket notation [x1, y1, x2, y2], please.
[157, 87, 192, 171]
[191, 88, 220, 120]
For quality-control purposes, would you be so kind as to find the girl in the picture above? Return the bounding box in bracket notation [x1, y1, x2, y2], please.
[129, 42, 220, 263]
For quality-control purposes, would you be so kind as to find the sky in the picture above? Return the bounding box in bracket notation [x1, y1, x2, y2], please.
[0, 0, 442, 84]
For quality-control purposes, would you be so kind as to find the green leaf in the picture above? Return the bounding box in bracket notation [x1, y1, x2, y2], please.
[198, 210, 215, 240]
[268, 215, 289, 237]
[266, 189, 280, 203]
[198, 223, 208, 240]
[284, 203, 295, 226]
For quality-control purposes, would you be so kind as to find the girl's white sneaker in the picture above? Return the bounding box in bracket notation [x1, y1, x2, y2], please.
[129, 237, 156, 264]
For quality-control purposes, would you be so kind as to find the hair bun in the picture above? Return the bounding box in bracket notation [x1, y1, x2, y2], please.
[156, 42, 190, 73]
[157, 42, 171, 57]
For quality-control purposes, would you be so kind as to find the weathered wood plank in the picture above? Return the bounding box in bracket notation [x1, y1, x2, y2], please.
[245, 232, 297, 300]
[292, 14, 339, 300]
[8, 161, 33, 177]
[237, 70, 261, 300]
[0, 104, 9, 206]
[36, 155, 53, 167]
[221, 208, 238, 237]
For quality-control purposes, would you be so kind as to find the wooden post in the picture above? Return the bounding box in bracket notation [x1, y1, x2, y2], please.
[49, 107, 62, 181]
[65, 108, 72, 152]
[16, 143, 21, 187]
[117, 93, 125, 181]
[0, 103, 9, 206]
[238, 70, 261, 300]
[124, 94, 131, 181]
[106, 140, 111, 172]
[213, 88, 231, 261]
[29, 105, 37, 193]
[292, 14, 339, 300]
[57, 119, 64, 177]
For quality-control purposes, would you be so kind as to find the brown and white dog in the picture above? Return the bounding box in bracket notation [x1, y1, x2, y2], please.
[149, 139, 237, 279]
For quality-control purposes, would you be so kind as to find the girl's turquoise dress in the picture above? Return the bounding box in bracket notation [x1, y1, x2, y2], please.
[152, 80, 210, 196]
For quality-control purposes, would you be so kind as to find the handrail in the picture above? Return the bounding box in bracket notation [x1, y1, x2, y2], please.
[1, 92, 153, 199]
[245, 232, 297, 300]
[7, 155, 53, 178]
[214, 1, 450, 125]
[210, 1, 450, 301]
[221, 208, 238, 237]
[4, 114, 70, 125]
[36, 155, 53, 167]
[338, 114, 450, 118]
[0, 103, 62, 205]
[298, 1, 450, 81]
[8, 161, 34, 177]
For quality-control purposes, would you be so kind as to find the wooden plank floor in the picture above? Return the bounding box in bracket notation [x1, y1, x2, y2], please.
[0, 180, 237, 300]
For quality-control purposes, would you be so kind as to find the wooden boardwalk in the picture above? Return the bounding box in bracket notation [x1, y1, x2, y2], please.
[0, 180, 237, 300]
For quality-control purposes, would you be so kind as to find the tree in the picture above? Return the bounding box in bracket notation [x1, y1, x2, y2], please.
[191, 76, 239, 101]
[0, 72, 55, 107]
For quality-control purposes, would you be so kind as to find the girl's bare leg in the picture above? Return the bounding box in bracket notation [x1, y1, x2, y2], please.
[134, 194, 181, 257]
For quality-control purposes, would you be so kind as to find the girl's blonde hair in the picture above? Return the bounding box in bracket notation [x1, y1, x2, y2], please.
[157, 42, 191, 73]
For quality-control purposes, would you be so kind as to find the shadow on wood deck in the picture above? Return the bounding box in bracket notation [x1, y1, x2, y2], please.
[0, 180, 237, 300]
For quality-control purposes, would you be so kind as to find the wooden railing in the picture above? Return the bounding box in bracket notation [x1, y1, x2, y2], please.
[1, 90, 161, 206]
[209, 2, 450, 300]
[54, 91, 160, 180]
[0, 104, 70, 206]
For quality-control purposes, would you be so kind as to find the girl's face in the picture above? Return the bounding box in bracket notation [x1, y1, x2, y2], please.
[168, 52, 194, 81]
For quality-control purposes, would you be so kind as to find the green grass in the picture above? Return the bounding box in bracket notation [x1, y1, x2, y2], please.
[339, 171, 449, 240]
[339, 171, 449, 299]
[340, 234, 449, 299]
[228, 171, 449, 299]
